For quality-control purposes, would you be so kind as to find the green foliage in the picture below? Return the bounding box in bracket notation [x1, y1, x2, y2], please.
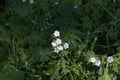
[98, 64, 117, 80]
[0, 0, 120, 80]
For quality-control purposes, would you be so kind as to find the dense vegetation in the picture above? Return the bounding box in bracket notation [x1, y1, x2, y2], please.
[0, 0, 120, 80]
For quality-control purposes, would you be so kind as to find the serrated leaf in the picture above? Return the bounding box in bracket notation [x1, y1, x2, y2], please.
[8, 70, 24, 80]
[86, 50, 96, 62]
[33, 46, 50, 62]
[8, 0, 32, 17]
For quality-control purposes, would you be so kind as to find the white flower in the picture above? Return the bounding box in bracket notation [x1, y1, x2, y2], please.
[90, 57, 96, 63]
[55, 38, 62, 45]
[107, 56, 114, 63]
[57, 45, 63, 51]
[74, 5, 78, 9]
[54, 48, 60, 53]
[30, 0, 34, 4]
[54, 1, 59, 5]
[51, 42, 57, 47]
[64, 43, 69, 49]
[22, 0, 26, 2]
[95, 60, 101, 67]
[53, 46, 63, 53]
[53, 30, 60, 37]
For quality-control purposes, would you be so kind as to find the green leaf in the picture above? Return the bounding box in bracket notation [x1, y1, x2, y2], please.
[33, 46, 50, 62]
[8, 0, 32, 17]
[8, 70, 24, 80]
[86, 50, 96, 62]
[0, 73, 8, 80]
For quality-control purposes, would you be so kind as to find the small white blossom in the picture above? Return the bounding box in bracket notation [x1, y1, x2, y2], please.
[54, 48, 60, 53]
[30, 0, 34, 4]
[64, 43, 69, 49]
[95, 60, 101, 67]
[74, 5, 78, 9]
[53, 46, 63, 53]
[57, 45, 63, 51]
[55, 38, 62, 45]
[53, 30, 60, 37]
[22, 0, 26, 2]
[51, 42, 57, 47]
[107, 56, 114, 63]
[54, 1, 59, 5]
[90, 57, 96, 63]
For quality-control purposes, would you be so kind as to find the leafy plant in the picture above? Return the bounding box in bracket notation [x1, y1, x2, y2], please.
[0, 0, 120, 80]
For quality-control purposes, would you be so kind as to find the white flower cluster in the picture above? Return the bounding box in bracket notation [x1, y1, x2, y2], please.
[90, 57, 101, 67]
[22, 0, 34, 4]
[51, 30, 69, 53]
[90, 56, 114, 67]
